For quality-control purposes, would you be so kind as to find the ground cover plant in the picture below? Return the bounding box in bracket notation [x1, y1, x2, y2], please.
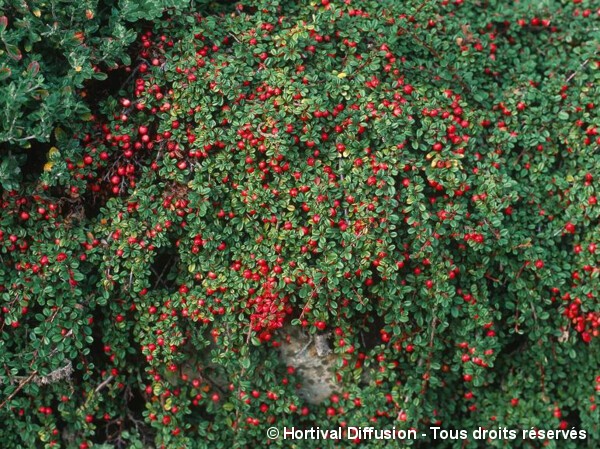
[0, 0, 599, 448]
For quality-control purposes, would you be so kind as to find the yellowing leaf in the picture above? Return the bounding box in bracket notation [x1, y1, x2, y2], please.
[32, 9, 41, 17]
[337, 72, 347, 79]
[43, 162, 54, 172]
[48, 147, 59, 157]
[54, 127, 66, 141]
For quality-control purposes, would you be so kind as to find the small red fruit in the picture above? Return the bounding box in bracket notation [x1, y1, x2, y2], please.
[564, 222, 576, 234]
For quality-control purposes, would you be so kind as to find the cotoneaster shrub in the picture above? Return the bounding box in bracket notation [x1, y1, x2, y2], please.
[1, 0, 599, 448]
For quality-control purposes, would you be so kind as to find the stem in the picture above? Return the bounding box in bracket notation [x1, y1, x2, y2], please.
[0, 370, 38, 409]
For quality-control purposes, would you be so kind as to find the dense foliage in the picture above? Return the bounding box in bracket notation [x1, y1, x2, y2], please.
[0, 0, 195, 189]
[1, 0, 599, 448]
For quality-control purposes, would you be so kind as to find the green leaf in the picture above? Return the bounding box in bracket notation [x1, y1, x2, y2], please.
[5, 44, 22, 61]
[93, 71, 108, 81]
[27, 61, 40, 77]
[0, 66, 10, 81]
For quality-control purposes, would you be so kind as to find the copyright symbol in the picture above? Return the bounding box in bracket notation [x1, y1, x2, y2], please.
[267, 427, 279, 439]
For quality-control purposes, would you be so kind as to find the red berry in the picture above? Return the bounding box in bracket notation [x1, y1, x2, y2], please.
[564, 222, 576, 234]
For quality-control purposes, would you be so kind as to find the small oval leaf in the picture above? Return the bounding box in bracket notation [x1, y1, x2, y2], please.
[0, 66, 11, 81]
[5, 44, 22, 61]
[27, 61, 40, 76]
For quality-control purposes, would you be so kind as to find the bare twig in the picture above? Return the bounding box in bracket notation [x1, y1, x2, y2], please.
[228, 32, 242, 44]
[94, 374, 115, 394]
[565, 58, 591, 84]
[0, 370, 38, 409]
[296, 333, 314, 357]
